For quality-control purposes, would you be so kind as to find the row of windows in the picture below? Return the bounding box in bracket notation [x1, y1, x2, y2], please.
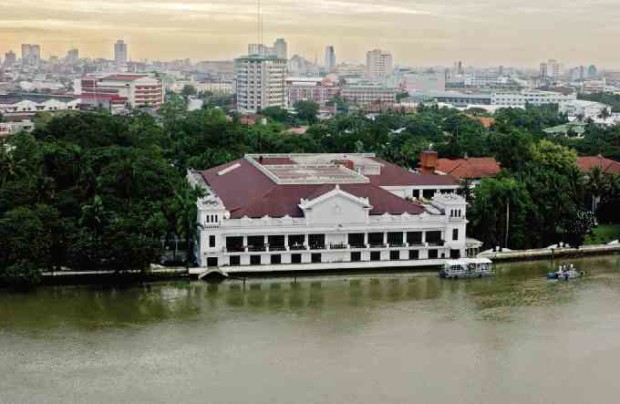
[205, 215, 218, 223]
[450, 209, 463, 218]
[224, 249, 449, 267]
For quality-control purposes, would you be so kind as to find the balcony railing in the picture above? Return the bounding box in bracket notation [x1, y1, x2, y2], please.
[309, 244, 326, 250]
[329, 243, 348, 250]
[269, 245, 286, 252]
[248, 246, 266, 252]
[427, 240, 445, 247]
[388, 243, 406, 248]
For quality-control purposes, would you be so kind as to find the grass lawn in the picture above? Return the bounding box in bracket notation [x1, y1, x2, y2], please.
[585, 224, 620, 245]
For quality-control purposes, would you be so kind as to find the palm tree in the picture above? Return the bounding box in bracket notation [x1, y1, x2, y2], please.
[598, 107, 611, 120]
[174, 181, 205, 268]
[585, 166, 609, 212]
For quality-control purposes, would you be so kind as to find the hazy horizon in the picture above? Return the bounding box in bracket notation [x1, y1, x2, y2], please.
[1, 0, 618, 67]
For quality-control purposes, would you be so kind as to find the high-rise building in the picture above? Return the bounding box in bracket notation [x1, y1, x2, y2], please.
[588, 65, 598, 78]
[325, 46, 336, 72]
[3, 51, 16, 67]
[235, 55, 287, 113]
[21, 44, 41, 66]
[249, 39, 287, 59]
[539, 62, 549, 78]
[66, 48, 79, 63]
[366, 49, 393, 79]
[549, 59, 562, 78]
[114, 40, 128, 66]
[273, 38, 288, 60]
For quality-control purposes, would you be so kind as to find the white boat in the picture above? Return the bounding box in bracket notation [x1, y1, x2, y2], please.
[440, 258, 494, 279]
[547, 264, 585, 280]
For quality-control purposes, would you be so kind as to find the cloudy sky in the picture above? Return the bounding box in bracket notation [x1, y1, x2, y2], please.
[1, 0, 618, 66]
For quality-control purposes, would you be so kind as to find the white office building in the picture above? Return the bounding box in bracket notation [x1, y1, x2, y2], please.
[366, 49, 393, 79]
[235, 56, 287, 113]
[189, 153, 465, 274]
[491, 91, 576, 108]
[559, 100, 612, 122]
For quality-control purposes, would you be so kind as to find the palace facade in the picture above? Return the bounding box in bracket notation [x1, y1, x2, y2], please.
[189, 153, 467, 273]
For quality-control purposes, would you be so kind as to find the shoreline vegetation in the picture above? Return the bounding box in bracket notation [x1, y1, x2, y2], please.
[2, 96, 620, 288]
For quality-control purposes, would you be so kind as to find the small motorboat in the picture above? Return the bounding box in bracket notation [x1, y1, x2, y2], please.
[547, 264, 585, 280]
[440, 258, 494, 279]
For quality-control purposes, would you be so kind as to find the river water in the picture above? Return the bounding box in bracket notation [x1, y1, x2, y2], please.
[2, 256, 620, 403]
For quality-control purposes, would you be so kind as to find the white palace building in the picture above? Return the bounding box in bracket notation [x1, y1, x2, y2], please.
[188, 153, 468, 274]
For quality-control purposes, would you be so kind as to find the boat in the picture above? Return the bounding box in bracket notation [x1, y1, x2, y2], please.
[440, 258, 494, 279]
[547, 264, 585, 280]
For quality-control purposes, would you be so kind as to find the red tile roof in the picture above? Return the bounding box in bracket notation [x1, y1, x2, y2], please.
[435, 157, 501, 180]
[200, 158, 428, 218]
[577, 156, 620, 174]
[368, 157, 460, 186]
[101, 74, 147, 82]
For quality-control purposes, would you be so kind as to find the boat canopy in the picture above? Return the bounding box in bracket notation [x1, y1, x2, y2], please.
[444, 258, 492, 266]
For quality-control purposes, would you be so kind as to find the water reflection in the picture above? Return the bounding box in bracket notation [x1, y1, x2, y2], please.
[0, 255, 619, 333]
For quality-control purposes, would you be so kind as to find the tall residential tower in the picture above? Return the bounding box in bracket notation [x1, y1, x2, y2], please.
[325, 46, 336, 72]
[366, 49, 393, 79]
[235, 55, 287, 113]
[114, 40, 128, 67]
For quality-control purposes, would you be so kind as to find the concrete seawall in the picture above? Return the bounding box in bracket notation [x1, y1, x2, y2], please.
[478, 243, 620, 262]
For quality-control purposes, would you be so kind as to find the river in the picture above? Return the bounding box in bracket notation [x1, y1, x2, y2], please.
[2, 256, 620, 403]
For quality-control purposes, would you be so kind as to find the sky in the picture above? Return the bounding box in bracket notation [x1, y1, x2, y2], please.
[1, 0, 619, 67]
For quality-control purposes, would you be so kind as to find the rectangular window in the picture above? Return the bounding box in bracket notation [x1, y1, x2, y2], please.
[426, 231, 442, 245]
[250, 255, 261, 265]
[268, 235, 285, 249]
[348, 233, 365, 248]
[247, 236, 265, 251]
[428, 249, 438, 259]
[291, 254, 302, 264]
[311, 253, 321, 263]
[409, 250, 419, 260]
[229, 256, 241, 266]
[368, 233, 384, 247]
[370, 251, 381, 261]
[387, 232, 404, 246]
[226, 236, 244, 252]
[407, 232, 422, 245]
[209, 235, 216, 248]
[350, 252, 361, 262]
[390, 251, 400, 261]
[288, 235, 305, 250]
[309, 235, 325, 250]
[452, 229, 459, 241]
[206, 257, 218, 267]
[271, 255, 281, 264]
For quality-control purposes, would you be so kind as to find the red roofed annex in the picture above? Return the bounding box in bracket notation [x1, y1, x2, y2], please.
[188, 153, 469, 274]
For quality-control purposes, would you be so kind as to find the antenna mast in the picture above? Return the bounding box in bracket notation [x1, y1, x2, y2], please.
[257, 0, 263, 44]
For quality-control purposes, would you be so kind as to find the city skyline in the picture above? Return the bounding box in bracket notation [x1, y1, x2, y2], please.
[1, 0, 619, 67]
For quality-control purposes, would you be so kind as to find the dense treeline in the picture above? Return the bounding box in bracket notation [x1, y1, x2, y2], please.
[578, 92, 620, 113]
[1, 97, 619, 286]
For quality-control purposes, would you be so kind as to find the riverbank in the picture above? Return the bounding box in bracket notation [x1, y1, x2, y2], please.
[40, 267, 189, 286]
[479, 242, 620, 262]
[28, 242, 620, 286]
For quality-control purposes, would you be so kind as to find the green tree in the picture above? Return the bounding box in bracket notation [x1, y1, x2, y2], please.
[294, 101, 320, 124]
[181, 84, 197, 96]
